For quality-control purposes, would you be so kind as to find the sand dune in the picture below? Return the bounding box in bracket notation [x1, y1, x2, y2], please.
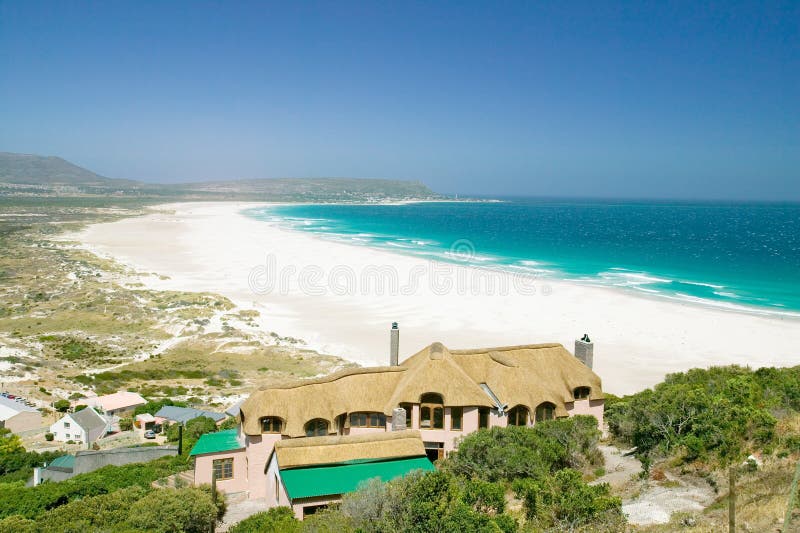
[74, 202, 800, 395]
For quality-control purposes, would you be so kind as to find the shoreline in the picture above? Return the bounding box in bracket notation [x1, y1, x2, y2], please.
[73, 201, 800, 395]
[253, 204, 800, 321]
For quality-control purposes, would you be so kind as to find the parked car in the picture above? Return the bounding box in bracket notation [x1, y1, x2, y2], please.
[144, 430, 156, 439]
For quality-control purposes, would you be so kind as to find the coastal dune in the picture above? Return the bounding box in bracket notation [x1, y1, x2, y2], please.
[76, 202, 800, 395]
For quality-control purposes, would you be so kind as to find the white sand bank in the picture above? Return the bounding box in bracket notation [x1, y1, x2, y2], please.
[74, 202, 800, 395]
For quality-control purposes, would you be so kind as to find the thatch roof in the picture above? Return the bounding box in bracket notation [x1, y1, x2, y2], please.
[240, 342, 602, 437]
[273, 430, 426, 470]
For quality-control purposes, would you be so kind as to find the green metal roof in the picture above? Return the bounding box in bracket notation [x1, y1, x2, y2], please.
[48, 454, 75, 471]
[280, 456, 434, 500]
[189, 429, 243, 456]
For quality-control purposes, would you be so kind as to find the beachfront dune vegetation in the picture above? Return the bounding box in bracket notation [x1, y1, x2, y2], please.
[0, 197, 350, 407]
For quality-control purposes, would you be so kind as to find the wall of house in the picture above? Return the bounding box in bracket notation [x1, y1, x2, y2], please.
[265, 454, 291, 508]
[291, 495, 343, 520]
[194, 449, 248, 494]
[3, 411, 42, 434]
[566, 399, 605, 430]
[245, 432, 283, 499]
[49, 415, 84, 443]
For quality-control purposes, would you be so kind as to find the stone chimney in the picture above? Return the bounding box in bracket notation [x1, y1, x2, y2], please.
[390, 322, 400, 366]
[574, 334, 594, 369]
[392, 407, 407, 431]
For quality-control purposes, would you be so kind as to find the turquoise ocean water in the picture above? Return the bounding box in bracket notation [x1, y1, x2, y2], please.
[244, 199, 800, 317]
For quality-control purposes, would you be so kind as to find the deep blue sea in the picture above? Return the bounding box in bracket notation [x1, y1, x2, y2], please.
[244, 199, 800, 317]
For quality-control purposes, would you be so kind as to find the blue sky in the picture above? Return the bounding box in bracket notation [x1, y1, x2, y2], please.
[0, 1, 797, 199]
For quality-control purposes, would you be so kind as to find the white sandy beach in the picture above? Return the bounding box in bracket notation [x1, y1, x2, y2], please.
[74, 202, 800, 395]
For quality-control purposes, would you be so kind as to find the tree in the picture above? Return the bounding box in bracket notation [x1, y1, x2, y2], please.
[0, 430, 23, 455]
[54, 400, 70, 413]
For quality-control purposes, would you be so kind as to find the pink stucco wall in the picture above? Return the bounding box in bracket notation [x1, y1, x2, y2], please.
[193, 449, 248, 494]
[566, 399, 605, 432]
[245, 433, 282, 500]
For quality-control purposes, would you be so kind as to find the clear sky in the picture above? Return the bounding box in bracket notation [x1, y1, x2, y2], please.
[1, 1, 797, 199]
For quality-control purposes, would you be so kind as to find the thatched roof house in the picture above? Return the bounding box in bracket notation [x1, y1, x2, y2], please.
[240, 342, 602, 438]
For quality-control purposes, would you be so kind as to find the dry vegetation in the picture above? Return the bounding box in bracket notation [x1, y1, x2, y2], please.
[0, 198, 352, 418]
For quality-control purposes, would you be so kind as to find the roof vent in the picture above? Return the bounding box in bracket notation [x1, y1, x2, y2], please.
[429, 342, 445, 360]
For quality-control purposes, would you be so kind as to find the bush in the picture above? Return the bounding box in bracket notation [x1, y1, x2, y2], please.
[513, 469, 623, 530]
[314, 469, 516, 532]
[127, 487, 218, 533]
[606, 365, 797, 465]
[228, 507, 301, 533]
[0, 455, 188, 519]
[443, 416, 602, 483]
[54, 399, 70, 413]
[44, 433, 54, 442]
[118, 418, 133, 432]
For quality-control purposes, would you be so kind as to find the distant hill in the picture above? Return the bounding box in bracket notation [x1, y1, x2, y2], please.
[0, 152, 139, 188]
[0, 152, 440, 201]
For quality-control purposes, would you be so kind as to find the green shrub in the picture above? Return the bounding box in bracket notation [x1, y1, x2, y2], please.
[0, 455, 188, 519]
[228, 507, 301, 533]
[513, 469, 623, 530]
[443, 416, 602, 482]
[127, 487, 217, 533]
[606, 365, 798, 465]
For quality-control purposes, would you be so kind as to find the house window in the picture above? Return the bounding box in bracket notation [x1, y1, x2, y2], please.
[64, 422, 70, 428]
[65, 434, 70, 439]
[420, 393, 444, 429]
[424, 441, 444, 462]
[260, 417, 283, 433]
[450, 407, 463, 431]
[535, 402, 556, 423]
[478, 407, 490, 429]
[507, 406, 529, 426]
[213, 458, 234, 480]
[349, 412, 386, 428]
[574, 387, 591, 400]
[304, 419, 329, 437]
[274, 473, 280, 502]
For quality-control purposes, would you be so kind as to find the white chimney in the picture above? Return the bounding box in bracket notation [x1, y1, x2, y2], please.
[390, 322, 399, 366]
[575, 334, 594, 369]
[392, 407, 407, 431]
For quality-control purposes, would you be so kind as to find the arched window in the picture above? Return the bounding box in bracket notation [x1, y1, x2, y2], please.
[305, 418, 329, 437]
[419, 393, 444, 429]
[507, 405, 529, 426]
[573, 386, 591, 400]
[535, 402, 556, 423]
[260, 416, 283, 433]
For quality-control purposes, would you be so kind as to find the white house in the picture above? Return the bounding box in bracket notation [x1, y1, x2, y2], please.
[50, 408, 108, 444]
